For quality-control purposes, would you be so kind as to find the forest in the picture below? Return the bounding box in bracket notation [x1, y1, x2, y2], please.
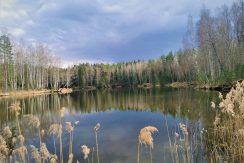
[0, 0, 243, 91]
[75, 0, 244, 88]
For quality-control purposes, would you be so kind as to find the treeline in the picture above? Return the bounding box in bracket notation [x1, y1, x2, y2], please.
[0, 34, 72, 92]
[0, 0, 243, 91]
[75, 52, 196, 88]
[75, 0, 244, 88]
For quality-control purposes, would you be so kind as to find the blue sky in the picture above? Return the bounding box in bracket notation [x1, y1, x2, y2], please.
[0, 0, 234, 65]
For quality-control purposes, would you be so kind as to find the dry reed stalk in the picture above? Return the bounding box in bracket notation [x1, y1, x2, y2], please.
[92, 147, 95, 163]
[173, 132, 179, 163]
[59, 107, 65, 163]
[49, 123, 59, 155]
[66, 122, 74, 155]
[94, 123, 100, 163]
[164, 115, 175, 162]
[137, 126, 158, 163]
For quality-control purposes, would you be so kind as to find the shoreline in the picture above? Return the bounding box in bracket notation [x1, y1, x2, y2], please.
[0, 89, 57, 99]
[0, 88, 73, 99]
[166, 80, 243, 92]
[0, 80, 242, 99]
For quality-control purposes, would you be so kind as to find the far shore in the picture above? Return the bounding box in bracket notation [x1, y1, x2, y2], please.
[0, 80, 241, 99]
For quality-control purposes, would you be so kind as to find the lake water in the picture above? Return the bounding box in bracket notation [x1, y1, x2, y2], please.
[0, 88, 218, 163]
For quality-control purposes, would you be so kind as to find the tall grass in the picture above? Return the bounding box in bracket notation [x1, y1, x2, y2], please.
[204, 81, 244, 162]
[0, 101, 105, 163]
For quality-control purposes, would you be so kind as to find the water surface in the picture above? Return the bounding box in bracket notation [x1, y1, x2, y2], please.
[0, 88, 218, 163]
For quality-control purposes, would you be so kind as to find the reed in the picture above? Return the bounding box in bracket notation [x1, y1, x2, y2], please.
[24, 115, 42, 146]
[204, 81, 244, 162]
[9, 101, 22, 135]
[49, 123, 59, 155]
[30, 145, 41, 163]
[82, 145, 91, 163]
[94, 123, 100, 163]
[66, 121, 74, 162]
[59, 107, 65, 163]
[137, 126, 158, 163]
[0, 135, 9, 162]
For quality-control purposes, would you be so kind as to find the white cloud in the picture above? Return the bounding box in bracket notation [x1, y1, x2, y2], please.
[102, 4, 122, 13]
[10, 28, 25, 37]
[25, 20, 35, 26]
[61, 59, 114, 68]
[0, 9, 27, 19]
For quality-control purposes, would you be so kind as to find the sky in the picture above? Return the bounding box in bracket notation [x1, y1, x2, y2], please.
[0, 0, 234, 65]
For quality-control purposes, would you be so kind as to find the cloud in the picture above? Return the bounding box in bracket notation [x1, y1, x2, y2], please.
[61, 59, 114, 68]
[9, 28, 25, 37]
[0, 0, 235, 64]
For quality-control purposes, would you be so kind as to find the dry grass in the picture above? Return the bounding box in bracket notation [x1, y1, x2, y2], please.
[0, 102, 105, 163]
[204, 81, 244, 162]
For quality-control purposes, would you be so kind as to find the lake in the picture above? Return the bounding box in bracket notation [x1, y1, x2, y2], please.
[0, 88, 218, 163]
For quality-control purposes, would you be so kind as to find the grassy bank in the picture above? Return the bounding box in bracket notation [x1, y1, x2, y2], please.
[0, 88, 73, 99]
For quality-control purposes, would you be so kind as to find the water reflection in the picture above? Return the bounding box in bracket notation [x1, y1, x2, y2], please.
[0, 88, 217, 162]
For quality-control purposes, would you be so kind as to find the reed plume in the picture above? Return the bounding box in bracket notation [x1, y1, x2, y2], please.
[0, 135, 9, 161]
[41, 129, 45, 137]
[68, 153, 74, 163]
[179, 123, 190, 163]
[18, 134, 25, 146]
[211, 101, 215, 109]
[24, 114, 42, 146]
[9, 101, 21, 112]
[179, 123, 188, 136]
[49, 123, 60, 155]
[30, 145, 41, 163]
[12, 137, 17, 146]
[13, 146, 28, 162]
[2, 126, 12, 139]
[24, 114, 40, 129]
[40, 143, 50, 161]
[94, 123, 100, 163]
[81, 145, 91, 162]
[60, 107, 65, 118]
[50, 154, 58, 163]
[137, 126, 158, 163]
[10, 102, 22, 135]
